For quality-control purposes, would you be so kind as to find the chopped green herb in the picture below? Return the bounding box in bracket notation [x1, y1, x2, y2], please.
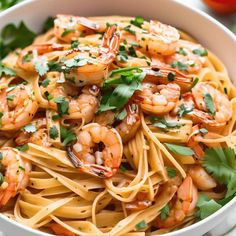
[19, 165, 25, 171]
[54, 96, 69, 116]
[224, 87, 228, 95]
[71, 40, 80, 49]
[34, 57, 49, 76]
[189, 77, 199, 91]
[171, 61, 188, 71]
[0, 63, 16, 77]
[135, 220, 147, 230]
[23, 123, 37, 133]
[16, 144, 29, 151]
[160, 204, 170, 220]
[60, 126, 76, 146]
[203, 93, 216, 116]
[0, 173, 3, 186]
[0, 153, 3, 160]
[0, 112, 3, 119]
[177, 104, 193, 117]
[130, 16, 144, 28]
[123, 25, 135, 35]
[203, 147, 236, 198]
[192, 48, 208, 57]
[120, 164, 126, 172]
[165, 143, 194, 156]
[200, 128, 208, 135]
[52, 114, 60, 121]
[167, 72, 175, 81]
[128, 46, 137, 57]
[196, 194, 221, 220]
[49, 125, 59, 140]
[22, 53, 33, 64]
[6, 94, 14, 101]
[116, 109, 127, 121]
[61, 28, 75, 37]
[167, 167, 177, 178]
[117, 45, 128, 62]
[44, 91, 53, 101]
[178, 47, 188, 56]
[41, 78, 50, 88]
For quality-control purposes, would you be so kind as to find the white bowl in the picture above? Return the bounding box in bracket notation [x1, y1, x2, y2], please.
[0, 0, 236, 235]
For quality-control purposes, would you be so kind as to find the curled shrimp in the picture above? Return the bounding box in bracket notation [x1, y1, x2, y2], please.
[188, 165, 217, 190]
[138, 83, 180, 115]
[165, 40, 207, 74]
[0, 148, 31, 207]
[95, 103, 141, 143]
[136, 20, 180, 56]
[191, 82, 232, 128]
[66, 25, 121, 85]
[15, 118, 51, 147]
[0, 84, 38, 131]
[125, 192, 152, 211]
[54, 14, 100, 43]
[156, 176, 198, 228]
[67, 123, 123, 178]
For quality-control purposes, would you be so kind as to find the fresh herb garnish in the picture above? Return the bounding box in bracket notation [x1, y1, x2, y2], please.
[60, 126, 76, 146]
[167, 167, 177, 178]
[171, 61, 188, 71]
[116, 109, 127, 121]
[123, 25, 136, 35]
[117, 45, 128, 62]
[54, 96, 69, 116]
[189, 77, 199, 91]
[160, 204, 170, 220]
[19, 165, 25, 171]
[42, 16, 55, 33]
[203, 93, 216, 116]
[0, 63, 16, 77]
[135, 220, 147, 230]
[203, 147, 236, 198]
[6, 94, 14, 101]
[165, 143, 194, 156]
[71, 40, 80, 49]
[23, 123, 37, 133]
[34, 57, 49, 76]
[0, 112, 3, 119]
[44, 91, 53, 101]
[16, 144, 29, 151]
[49, 125, 59, 140]
[41, 78, 50, 88]
[130, 16, 144, 28]
[167, 72, 175, 81]
[0, 0, 22, 10]
[61, 28, 76, 37]
[149, 116, 182, 132]
[177, 104, 193, 117]
[192, 48, 208, 57]
[178, 47, 188, 56]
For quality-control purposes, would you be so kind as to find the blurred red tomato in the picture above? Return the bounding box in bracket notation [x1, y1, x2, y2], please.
[203, 0, 236, 14]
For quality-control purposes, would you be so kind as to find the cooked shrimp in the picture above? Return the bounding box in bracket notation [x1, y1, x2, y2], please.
[165, 40, 207, 74]
[67, 123, 123, 178]
[66, 25, 121, 85]
[0, 148, 31, 207]
[0, 84, 38, 131]
[138, 83, 180, 115]
[188, 166, 217, 190]
[95, 103, 141, 143]
[54, 14, 100, 43]
[125, 192, 152, 211]
[15, 118, 50, 147]
[191, 82, 232, 128]
[156, 176, 198, 228]
[51, 223, 75, 236]
[136, 20, 180, 56]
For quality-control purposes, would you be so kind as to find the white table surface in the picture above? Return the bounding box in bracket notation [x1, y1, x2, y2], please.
[0, 0, 236, 236]
[176, 2, 236, 236]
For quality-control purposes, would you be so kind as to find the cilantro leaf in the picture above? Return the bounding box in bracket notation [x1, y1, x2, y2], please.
[49, 126, 59, 140]
[34, 57, 49, 76]
[203, 147, 236, 198]
[196, 194, 222, 220]
[0, 63, 16, 77]
[167, 167, 177, 178]
[178, 47, 188, 56]
[60, 126, 76, 146]
[203, 93, 216, 116]
[23, 123, 37, 133]
[189, 77, 199, 91]
[54, 96, 69, 116]
[165, 143, 194, 156]
[16, 144, 29, 151]
[41, 78, 50, 88]
[160, 204, 170, 220]
[171, 61, 188, 71]
[123, 25, 135, 35]
[192, 48, 208, 57]
[0, 22, 36, 59]
[177, 104, 193, 117]
[130, 16, 144, 28]
[135, 220, 147, 230]
[61, 28, 75, 37]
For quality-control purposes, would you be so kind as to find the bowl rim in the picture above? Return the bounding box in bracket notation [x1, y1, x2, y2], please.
[0, 0, 236, 236]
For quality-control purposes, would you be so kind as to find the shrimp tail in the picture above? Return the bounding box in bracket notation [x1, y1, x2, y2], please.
[0, 182, 17, 207]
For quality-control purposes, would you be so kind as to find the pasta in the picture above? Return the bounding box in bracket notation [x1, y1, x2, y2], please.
[0, 15, 236, 236]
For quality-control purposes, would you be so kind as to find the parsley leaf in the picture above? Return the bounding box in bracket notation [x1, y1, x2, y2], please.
[165, 143, 194, 156]
[135, 220, 147, 230]
[160, 204, 170, 220]
[6, 94, 14, 101]
[61, 28, 75, 37]
[178, 47, 188, 56]
[123, 25, 135, 35]
[203, 93, 216, 116]
[117, 45, 128, 62]
[167, 167, 177, 178]
[196, 194, 222, 220]
[54, 96, 69, 116]
[116, 109, 127, 121]
[171, 61, 188, 71]
[49, 126, 59, 140]
[23, 123, 37, 133]
[41, 78, 50, 88]
[189, 77, 199, 91]
[167, 72, 175, 81]
[16, 144, 29, 151]
[177, 104, 193, 117]
[192, 48, 208, 57]
[203, 147, 236, 198]
[130, 16, 144, 28]
[34, 57, 49, 76]
[0, 63, 16, 77]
